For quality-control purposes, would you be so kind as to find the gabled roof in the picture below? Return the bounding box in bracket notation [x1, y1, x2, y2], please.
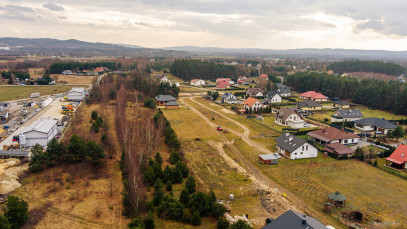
[69, 87, 85, 93]
[259, 154, 278, 160]
[259, 74, 268, 78]
[333, 100, 350, 106]
[22, 118, 57, 134]
[154, 95, 177, 102]
[307, 127, 358, 142]
[243, 97, 259, 107]
[323, 143, 355, 155]
[386, 145, 407, 164]
[276, 108, 301, 122]
[262, 210, 327, 229]
[354, 118, 397, 130]
[221, 92, 235, 99]
[300, 91, 328, 99]
[333, 109, 363, 118]
[328, 191, 347, 202]
[297, 101, 322, 108]
[276, 83, 291, 94]
[246, 88, 263, 96]
[165, 101, 179, 106]
[275, 133, 308, 153]
[266, 91, 280, 99]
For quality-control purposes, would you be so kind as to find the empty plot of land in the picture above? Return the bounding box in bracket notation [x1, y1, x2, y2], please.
[0, 85, 76, 102]
[51, 74, 97, 85]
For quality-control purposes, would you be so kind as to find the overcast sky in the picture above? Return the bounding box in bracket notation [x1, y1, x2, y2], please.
[1, 0, 407, 50]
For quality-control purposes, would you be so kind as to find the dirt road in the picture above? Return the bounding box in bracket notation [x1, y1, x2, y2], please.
[181, 97, 344, 229]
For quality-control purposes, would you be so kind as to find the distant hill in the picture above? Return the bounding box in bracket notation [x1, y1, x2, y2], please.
[0, 37, 184, 57]
[164, 46, 407, 61]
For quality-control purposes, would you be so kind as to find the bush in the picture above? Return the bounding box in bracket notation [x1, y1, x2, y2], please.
[191, 211, 202, 226]
[217, 217, 230, 229]
[143, 211, 155, 229]
[155, 153, 163, 165]
[229, 219, 252, 229]
[4, 196, 29, 229]
[179, 189, 190, 206]
[169, 151, 181, 165]
[128, 218, 144, 229]
[190, 192, 211, 216]
[0, 215, 11, 229]
[144, 98, 157, 109]
[185, 176, 196, 194]
[166, 181, 172, 191]
[212, 203, 227, 219]
[91, 111, 98, 120]
[181, 209, 191, 224]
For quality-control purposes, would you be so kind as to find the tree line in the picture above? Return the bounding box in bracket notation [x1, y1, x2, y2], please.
[170, 59, 241, 81]
[327, 60, 406, 76]
[285, 72, 407, 115]
[49, 62, 117, 74]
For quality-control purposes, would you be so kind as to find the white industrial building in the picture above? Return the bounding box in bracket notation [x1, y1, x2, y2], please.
[67, 87, 85, 101]
[19, 119, 58, 147]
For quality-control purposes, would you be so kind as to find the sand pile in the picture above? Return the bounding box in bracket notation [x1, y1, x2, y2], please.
[0, 159, 28, 194]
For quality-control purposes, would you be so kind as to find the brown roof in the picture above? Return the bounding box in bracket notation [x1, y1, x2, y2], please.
[246, 88, 263, 96]
[276, 108, 301, 122]
[307, 127, 358, 142]
[243, 97, 259, 107]
[323, 143, 355, 155]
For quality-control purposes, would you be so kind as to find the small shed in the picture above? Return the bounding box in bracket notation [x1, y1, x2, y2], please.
[259, 154, 278, 165]
[328, 191, 347, 207]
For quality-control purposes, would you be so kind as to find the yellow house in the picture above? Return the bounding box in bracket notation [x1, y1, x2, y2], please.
[332, 101, 350, 109]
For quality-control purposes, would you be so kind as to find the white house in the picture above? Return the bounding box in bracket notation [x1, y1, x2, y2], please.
[221, 92, 239, 104]
[276, 83, 292, 97]
[331, 109, 364, 122]
[354, 118, 397, 135]
[265, 91, 282, 103]
[275, 108, 306, 128]
[67, 87, 85, 101]
[160, 76, 169, 83]
[19, 118, 58, 147]
[190, 79, 205, 86]
[307, 127, 359, 145]
[243, 97, 263, 111]
[275, 133, 318, 159]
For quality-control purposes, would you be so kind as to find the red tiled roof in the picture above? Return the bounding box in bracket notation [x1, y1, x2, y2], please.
[243, 97, 259, 107]
[259, 74, 268, 78]
[307, 127, 358, 142]
[386, 145, 407, 164]
[300, 91, 328, 99]
[323, 143, 354, 155]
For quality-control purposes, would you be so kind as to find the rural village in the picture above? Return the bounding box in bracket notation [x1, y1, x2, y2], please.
[0, 51, 407, 229]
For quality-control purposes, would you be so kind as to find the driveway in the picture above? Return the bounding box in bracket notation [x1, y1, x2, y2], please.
[351, 138, 373, 149]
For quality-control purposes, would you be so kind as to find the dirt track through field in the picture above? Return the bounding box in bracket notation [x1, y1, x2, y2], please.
[181, 97, 345, 229]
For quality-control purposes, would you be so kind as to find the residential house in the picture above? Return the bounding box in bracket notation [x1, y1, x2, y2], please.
[221, 92, 238, 104]
[62, 70, 73, 75]
[354, 118, 397, 135]
[333, 100, 350, 108]
[300, 91, 328, 101]
[331, 109, 363, 122]
[307, 127, 359, 145]
[216, 78, 231, 83]
[297, 101, 322, 110]
[86, 71, 99, 76]
[258, 154, 278, 165]
[323, 142, 355, 158]
[19, 118, 58, 147]
[386, 144, 407, 169]
[275, 83, 291, 97]
[190, 79, 205, 86]
[67, 87, 85, 101]
[94, 67, 111, 72]
[237, 76, 247, 85]
[0, 102, 10, 110]
[160, 76, 169, 83]
[259, 74, 268, 80]
[275, 108, 306, 128]
[217, 81, 230, 88]
[275, 133, 318, 159]
[262, 210, 327, 229]
[165, 101, 179, 110]
[243, 97, 263, 112]
[154, 95, 177, 106]
[246, 88, 264, 97]
[265, 91, 282, 103]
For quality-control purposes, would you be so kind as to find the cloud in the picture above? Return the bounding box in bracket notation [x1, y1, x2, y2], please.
[43, 2, 64, 11]
[0, 4, 36, 21]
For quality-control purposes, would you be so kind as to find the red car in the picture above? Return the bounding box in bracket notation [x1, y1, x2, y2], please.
[217, 126, 223, 131]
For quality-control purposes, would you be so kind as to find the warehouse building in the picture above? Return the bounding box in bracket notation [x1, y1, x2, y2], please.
[19, 118, 58, 147]
[67, 87, 85, 101]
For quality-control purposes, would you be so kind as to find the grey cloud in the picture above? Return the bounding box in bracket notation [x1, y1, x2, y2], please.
[43, 2, 64, 11]
[58, 16, 67, 20]
[357, 19, 385, 31]
[0, 4, 36, 21]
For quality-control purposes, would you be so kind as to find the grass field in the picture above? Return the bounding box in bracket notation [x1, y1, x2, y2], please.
[51, 74, 97, 85]
[0, 85, 79, 101]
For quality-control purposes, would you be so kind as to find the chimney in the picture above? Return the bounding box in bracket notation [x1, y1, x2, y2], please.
[341, 128, 345, 132]
[302, 215, 307, 224]
[289, 136, 293, 142]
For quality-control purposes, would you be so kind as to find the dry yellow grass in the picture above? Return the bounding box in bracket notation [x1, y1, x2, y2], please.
[51, 74, 97, 85]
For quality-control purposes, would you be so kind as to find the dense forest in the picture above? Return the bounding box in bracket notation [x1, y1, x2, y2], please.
[170, 59, 241, 81]
[49, 62, 117, 74]
[327, 60, 406, 76]
[285, 72, 407, 115]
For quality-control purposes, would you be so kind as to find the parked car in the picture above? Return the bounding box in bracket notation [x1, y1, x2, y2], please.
[217, 126, 223, 131]
[274, 153, 281, 159]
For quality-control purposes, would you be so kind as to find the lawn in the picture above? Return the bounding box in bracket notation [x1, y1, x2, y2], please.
[359, 108, 407, 120]
[0, 85, 79, 102]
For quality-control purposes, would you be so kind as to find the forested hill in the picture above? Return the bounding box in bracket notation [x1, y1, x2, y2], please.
[327, 60, 406, 76]
[285, 72, 407, 115]
[170, 59, 242, 81]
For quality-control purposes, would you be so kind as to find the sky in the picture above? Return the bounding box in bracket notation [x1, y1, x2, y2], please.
[1, 0, 407, 50]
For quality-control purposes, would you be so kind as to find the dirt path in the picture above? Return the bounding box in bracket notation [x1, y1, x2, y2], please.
[181, 97, 344, 229]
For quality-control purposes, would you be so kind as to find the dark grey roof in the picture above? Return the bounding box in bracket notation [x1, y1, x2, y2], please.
[297, 101, 322, 108]
[154, 95, 177, 102]
[276, 83, 291, 94]
[262, 210, 327, 229]
[165, 101, 179, 106]
[354, 118, 397, 129]
[275, 133, 307, 153]
[266, 91, 279, 99]
[328, 191, 347, 202]
[221, 92, 235, 99]
[333, 109, 363, 118]
[333, 100, 350, 105]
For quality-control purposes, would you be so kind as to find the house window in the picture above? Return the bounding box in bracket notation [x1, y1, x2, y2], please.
[344, 140, 348, 143]
[306, 145, 308, 151]
[294, 153, 297, 155]
[302, 146, 304, 151]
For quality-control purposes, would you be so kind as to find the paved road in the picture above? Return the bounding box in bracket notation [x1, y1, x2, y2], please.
[181, 97, 345, 229]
